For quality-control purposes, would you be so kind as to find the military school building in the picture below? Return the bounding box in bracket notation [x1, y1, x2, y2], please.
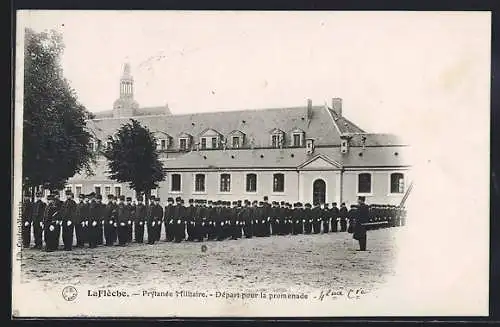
[61, 63, 412, 206]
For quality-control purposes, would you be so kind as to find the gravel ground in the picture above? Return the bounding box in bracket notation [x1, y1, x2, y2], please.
[19, 228, 401, 295]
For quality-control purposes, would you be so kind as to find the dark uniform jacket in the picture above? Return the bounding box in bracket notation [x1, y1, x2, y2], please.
[135, 203, 146, 222]
[61, 199, 77, 223]
[32, 200, 46, 225]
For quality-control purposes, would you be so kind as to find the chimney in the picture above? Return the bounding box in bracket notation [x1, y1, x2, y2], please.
[332, 97, 342, 116]
[306, 98, 313, 121]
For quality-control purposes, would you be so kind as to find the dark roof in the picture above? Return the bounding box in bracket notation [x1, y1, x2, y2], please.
[92, 105, 171, 119]
[87, 105, 346, 148]
[162, 146, 410, 170]
[328, 108, 365, 134]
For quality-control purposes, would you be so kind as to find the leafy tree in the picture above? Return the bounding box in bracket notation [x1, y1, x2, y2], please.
[103, 119, 165, 201]
[23, 28, 95, 196]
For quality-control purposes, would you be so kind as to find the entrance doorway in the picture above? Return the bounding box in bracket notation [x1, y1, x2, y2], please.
[312, 179, 326, 205]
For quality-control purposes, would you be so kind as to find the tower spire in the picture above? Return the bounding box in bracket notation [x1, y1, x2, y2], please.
[120, 62, 134, 98]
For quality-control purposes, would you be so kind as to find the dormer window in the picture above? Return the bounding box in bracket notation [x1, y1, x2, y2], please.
[228, 130, 245, 149]
[289, 128, 305, 147]
[178, 132, 192, 151]
[270, 129, 285, 148]
[153, 132, 171, 151]
[199, 128, 221, 150]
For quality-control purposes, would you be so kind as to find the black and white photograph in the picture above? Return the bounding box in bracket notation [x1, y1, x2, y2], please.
[12, 10, 490, 317]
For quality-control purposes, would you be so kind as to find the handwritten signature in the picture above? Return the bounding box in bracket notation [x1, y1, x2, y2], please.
[316, 288, 368, 301]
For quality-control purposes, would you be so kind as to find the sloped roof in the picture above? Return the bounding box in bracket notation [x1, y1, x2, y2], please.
[92, 105, 171, 119]
[328, 108, 365, 134]
[161, 146, 410, 170]
[87, 106, 345, 148]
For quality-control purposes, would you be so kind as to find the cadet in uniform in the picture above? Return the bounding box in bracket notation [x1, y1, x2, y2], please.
[52, 191, 63, 247]
[292, 203, 302, 235]
[339, 202, 348, 232]
[347, 204, 357, 234]
[32, 191, 46, 249]
[163, 197, 174, 242]
[312, 202, 322, 234]
[104, 194, 117, 246]
[87, 193, 99, 248]
[116, 195, 129, 246]
[96, 195, 104, 246]
[125, 197, 134, 243]
[74, 194, 85, 247]
[303, 203, 313, 234]
[186, 199, 196, 241]
[321, 203, 330, 233]
[206, 200, 216, 241]
[21, 191, 33, 248]
[330, 203, 339, 232]
[43, 194, 59, 251]
[61, 191, 77, 251]
[134, 195, 146, 243]
[153, 197, 164, 242]
[172, 197, 185, 243]
[81, 194, 91, 246]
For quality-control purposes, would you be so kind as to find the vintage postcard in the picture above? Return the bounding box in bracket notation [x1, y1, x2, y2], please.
[12, 10, 491, 318]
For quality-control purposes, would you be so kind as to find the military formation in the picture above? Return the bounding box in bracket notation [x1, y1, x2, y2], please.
[21, 190, 406, 252]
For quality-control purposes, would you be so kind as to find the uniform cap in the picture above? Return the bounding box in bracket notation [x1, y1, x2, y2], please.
[188, 199, 194, 204]
[258, 201, 264, 206]
[47, 194, 54, 200]
[150, 195, 156, 200]
[324, 203, 330, 207]
[156, 197, 161, 202]
[175, 197, 181, 202]
[126, 197, 132, 201]
[341, 202, 346, 206]
[263, 196, 268, 201]
[119, 195, 125, 201]
[96, 194, 102, 200]
[232, 201, 238, 205]
[280, 201, 285, 206]
[332, 202, 337, 206]
[180, 199, 185, 204]
[78, 194, 85, 199]
[207, 200, 213, 204]
[297, 202, 303, 207]
[237, 200, 242, 205]
[305, 203, 312, 208]
[358, 196, 366, 201]
[167, 197, 174, 202]
[137, 196, 144, 201]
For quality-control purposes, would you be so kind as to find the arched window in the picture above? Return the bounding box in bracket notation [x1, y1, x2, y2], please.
[358, 173, 372, 194]
[273, 173, 285, 192]
[220, 174, 231, 192]
[390, 173, 405, 194]
[246, 173, 257, 192]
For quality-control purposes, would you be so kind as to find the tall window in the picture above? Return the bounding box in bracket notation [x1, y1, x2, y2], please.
[272, 135, 279, 148]
[232, 136, 240, 148]
[161, 139, 166, 150]
[94, 186, 101, 195]
[65, 185, 72, 193]
[293, 134, 301, 147]
[246, 173, 257, 192]
[195, 174, 206, 192]
[114, 186, 121, 197]
[180, 138, 187, 150]
[211, 137, 217, 149]
[220, 174, 231, 192]
[171, 174, 181, 192]
[273, 173, 285, 192]
[390, 173, 405, 193]
[358, 173, 372, 194]
[201, 138, 207, 150]
[75, 186, 82, 197]
[104, 186, 111, 196]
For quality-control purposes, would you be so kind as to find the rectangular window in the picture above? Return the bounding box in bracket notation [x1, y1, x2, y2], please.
[195, 174, 206, 192]
[293, 134, 301, 147]
[211, 137, 217, 149]
[232, 136, 240, 148]
[75, 186, 82, 197]
[358, 173, 372, 194]
[151, 188, 158, 197]
[220, 174, 231, 192]
[246, 173, 257, 192]
[96, 140, 102, 151]
[171, 174, 181, 192]
[201, 138, 207, 150]
[94, 186, 101, 195]
[272, 135, 279, 148]
[104, 186, 111, 196]
[114, 186, 121, 197]
[89, 142, 95, 151]
[161, 139, 166, 150]
[390, 173, 405, 194]
[273, 173, 285, 192]
[106, 141, 112, 149]
[180, 138, 187, 150]
[65, 185, 72, 193]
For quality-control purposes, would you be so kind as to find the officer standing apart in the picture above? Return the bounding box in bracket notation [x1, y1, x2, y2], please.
[353, 196, 369, 251]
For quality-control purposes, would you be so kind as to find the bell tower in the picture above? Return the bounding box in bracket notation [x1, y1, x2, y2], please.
[113, 62, 139, 118]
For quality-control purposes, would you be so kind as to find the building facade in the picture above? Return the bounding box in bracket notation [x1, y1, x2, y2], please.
[64, 64, 412, 206]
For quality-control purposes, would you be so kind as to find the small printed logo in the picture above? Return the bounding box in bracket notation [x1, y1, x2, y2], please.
[62, 285, 78, 301]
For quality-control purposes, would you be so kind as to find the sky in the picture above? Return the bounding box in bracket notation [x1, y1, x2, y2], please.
[19, 10, 490, 140]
